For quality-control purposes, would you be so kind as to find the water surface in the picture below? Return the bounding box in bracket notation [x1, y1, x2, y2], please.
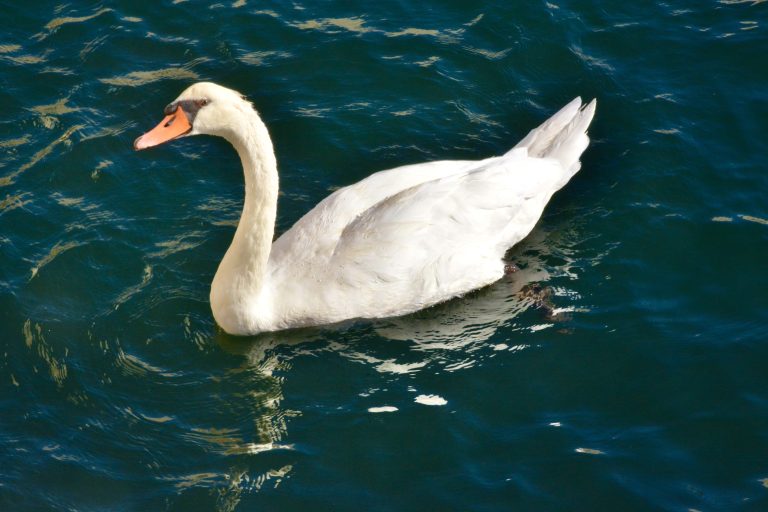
[2, 1, 768, 510]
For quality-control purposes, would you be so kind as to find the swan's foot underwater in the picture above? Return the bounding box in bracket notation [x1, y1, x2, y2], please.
[504, 263, 520, 275]
[519, 283, 572, 324]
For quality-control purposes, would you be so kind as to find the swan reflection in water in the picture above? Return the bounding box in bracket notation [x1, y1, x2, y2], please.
[216, 220, 599, 376]
[202, 219, 607, 505]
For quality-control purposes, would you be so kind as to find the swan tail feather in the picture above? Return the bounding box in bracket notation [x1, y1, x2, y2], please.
[508, 98, 597, 175]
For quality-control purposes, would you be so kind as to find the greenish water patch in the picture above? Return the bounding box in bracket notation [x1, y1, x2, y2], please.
[1, 1, 768, 510]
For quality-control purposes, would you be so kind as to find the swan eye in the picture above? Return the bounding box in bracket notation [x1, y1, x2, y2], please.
[198, 99, 209, 107]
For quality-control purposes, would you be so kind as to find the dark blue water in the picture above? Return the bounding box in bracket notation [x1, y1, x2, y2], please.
[2, 1, 768, 510]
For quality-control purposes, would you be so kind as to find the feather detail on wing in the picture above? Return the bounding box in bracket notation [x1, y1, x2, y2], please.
[263, 97, 595, 328]
[319, 152, 567, 315]
[269, 159, 478, 266]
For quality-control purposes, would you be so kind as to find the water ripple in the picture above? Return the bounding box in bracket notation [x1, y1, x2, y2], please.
[35, 7, 113, 41]
[22, 319, 68, 387]
[28, 240, 85, 281]
[99, 67, 201, 88]
[291, 15, 466, 44]
[0, 192, 32, 216]
[2, 1, 768, 510]
[0, 124, 83, 187]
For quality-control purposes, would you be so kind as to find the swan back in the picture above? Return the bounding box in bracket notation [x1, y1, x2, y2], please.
[262, 98, 596, 331]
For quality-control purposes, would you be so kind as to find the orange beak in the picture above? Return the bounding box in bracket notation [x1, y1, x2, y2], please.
[134, 106, 192, 150]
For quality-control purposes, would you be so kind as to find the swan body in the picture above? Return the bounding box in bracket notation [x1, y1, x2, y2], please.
[135, 82, 596, 335]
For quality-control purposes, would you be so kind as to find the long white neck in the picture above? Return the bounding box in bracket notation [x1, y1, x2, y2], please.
[210, 107, 278, 334]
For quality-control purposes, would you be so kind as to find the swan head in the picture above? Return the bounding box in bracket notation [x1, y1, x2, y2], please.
[134, 82, 253, 150]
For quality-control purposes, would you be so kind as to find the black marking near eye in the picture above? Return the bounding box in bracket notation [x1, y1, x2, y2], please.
[163, 99, 210, 123]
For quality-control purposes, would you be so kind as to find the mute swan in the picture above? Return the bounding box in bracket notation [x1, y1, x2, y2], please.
[134, 82, 595, 336]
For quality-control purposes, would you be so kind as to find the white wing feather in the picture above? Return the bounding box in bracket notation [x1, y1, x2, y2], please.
[323, 153, 566, 313]
[263, 97, 596, 328]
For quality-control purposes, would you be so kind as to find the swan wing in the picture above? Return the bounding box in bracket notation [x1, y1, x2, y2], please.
[314, 151, 569, 318]
[269, 158, 479, 265]
[264, 98, 595, 329]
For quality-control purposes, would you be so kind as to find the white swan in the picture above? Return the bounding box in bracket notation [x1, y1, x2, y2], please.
[134, 82, 596, 336]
